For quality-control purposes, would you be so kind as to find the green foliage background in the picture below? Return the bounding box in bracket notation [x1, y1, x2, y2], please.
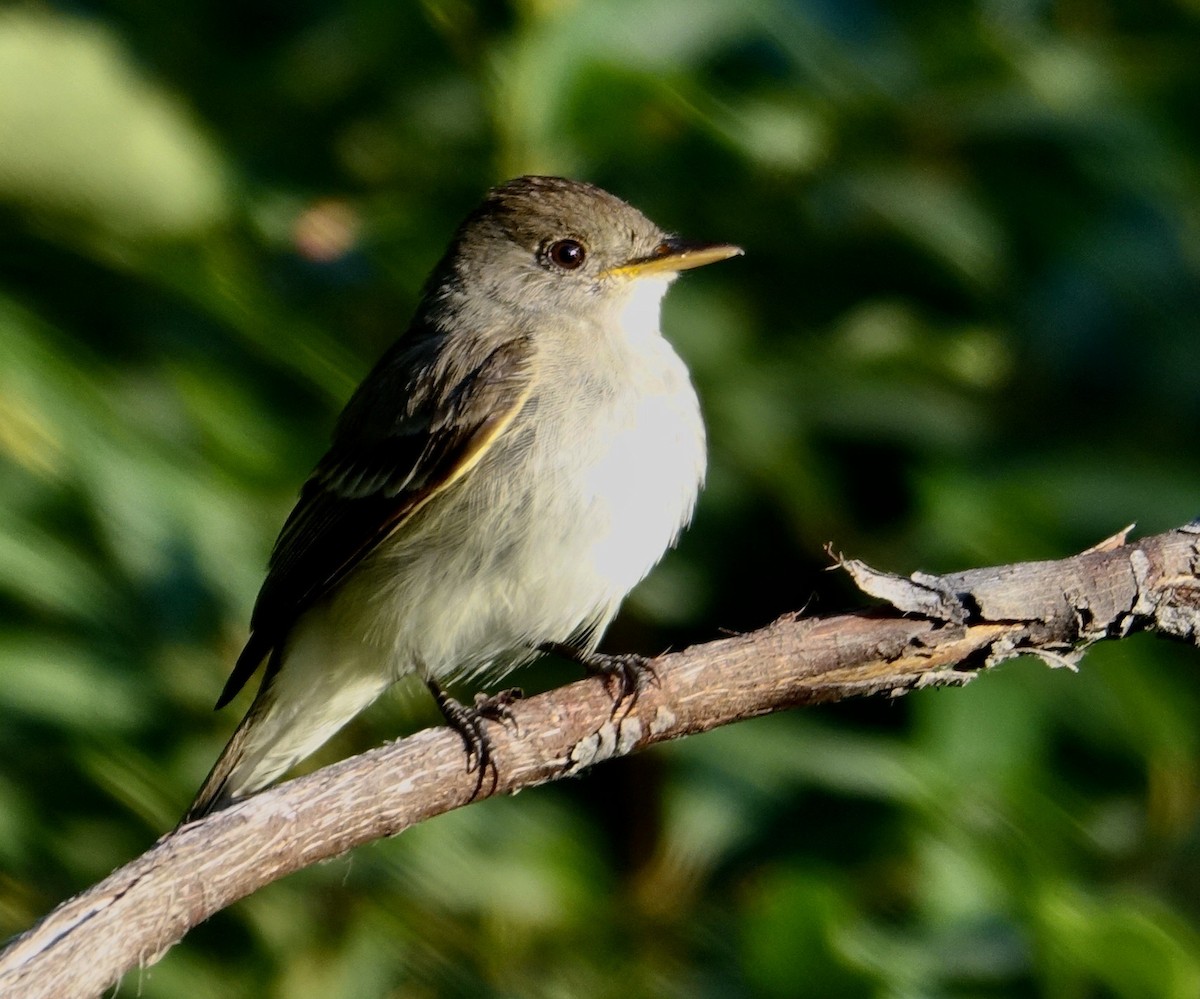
[2, 0, 1200, 995]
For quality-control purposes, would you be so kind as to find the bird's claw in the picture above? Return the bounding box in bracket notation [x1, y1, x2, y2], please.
[538, 642, 658, 718]
[427, 679, 501, 799]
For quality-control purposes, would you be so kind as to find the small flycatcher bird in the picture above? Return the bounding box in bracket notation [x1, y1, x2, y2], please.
[184, 176, 741, 821]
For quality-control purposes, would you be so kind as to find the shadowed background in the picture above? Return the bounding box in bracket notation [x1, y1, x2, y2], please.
[2, 1, 1199, 996]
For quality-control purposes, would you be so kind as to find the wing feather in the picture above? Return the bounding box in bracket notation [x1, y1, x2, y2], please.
[215, 332, 535, 708]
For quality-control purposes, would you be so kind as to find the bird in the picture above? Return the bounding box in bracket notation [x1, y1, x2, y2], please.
[183, 175, 742, 821]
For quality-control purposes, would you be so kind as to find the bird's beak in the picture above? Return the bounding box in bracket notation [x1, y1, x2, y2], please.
[603, 238, 744, 279]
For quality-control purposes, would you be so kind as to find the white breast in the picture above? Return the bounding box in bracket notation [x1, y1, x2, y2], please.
[529, 274, 706, 632]
[579, 343, 705, 595]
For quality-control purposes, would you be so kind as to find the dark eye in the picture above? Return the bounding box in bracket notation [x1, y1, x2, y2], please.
[546, 238, 587, 270]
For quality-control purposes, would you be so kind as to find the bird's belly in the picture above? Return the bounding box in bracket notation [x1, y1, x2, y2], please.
[331, 376, 703, 684]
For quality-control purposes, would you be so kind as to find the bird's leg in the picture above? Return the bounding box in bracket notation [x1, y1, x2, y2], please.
[426, 679, 505, 799]
[538, 641, 659, 712]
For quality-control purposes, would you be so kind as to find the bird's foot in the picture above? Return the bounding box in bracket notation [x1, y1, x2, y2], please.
[426, 679, 506, 799]
[538, 642, 658, 715]
[474, 687, 524, 731]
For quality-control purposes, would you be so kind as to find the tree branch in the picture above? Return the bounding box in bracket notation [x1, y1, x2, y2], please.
[3, 522, 1199, 998]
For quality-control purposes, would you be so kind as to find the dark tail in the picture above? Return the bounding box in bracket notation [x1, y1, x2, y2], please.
[179, 654, 278, 826]
[179, 704, 259, 825]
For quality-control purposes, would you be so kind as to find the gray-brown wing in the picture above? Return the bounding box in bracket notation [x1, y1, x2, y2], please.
[215, 334, 535, 708]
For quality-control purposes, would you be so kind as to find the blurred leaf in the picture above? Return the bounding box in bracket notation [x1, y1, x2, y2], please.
[0, 10, 229, 238]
